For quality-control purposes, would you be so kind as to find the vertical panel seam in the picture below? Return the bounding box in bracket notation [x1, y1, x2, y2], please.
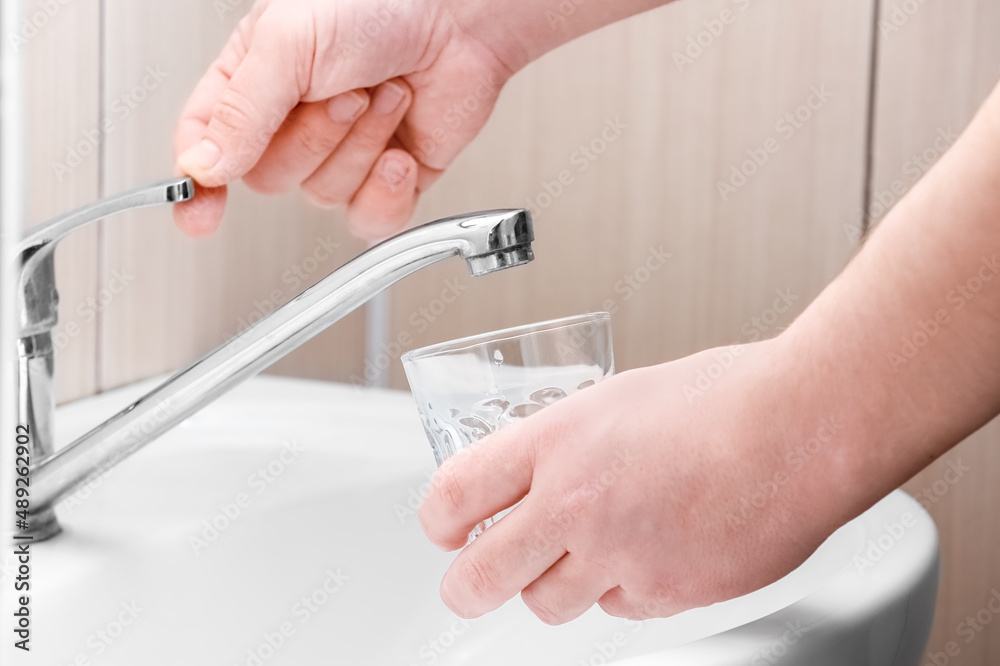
[95, 0, 107, 393]
[860, 0, 883, 241]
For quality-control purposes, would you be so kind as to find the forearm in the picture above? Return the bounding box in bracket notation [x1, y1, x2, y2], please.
[779, 80, 1000, 521]
[451, 0, 673, 73]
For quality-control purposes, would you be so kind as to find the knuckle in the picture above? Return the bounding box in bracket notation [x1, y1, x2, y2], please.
[212, 88, 260, 139]
[459, 554, 500, 603]
[598, 588, 663, 621]
[597, 587, 630, 618]
[434, 464, 467, 518]
[597, 597, 628, 619]
[291, 122, 339, 157]
[301, 180, 348, 208]
[243, 170, 288, 196]
[521, 588, 563, 626]
[348, 128, 391, 154]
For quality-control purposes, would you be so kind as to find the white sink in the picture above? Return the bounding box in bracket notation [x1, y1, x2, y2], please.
[7, 376, 938, 665]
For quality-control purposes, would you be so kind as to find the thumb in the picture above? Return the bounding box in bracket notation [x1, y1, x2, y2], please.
[419, 414, 542, 551]
[177, 11, 308, 188]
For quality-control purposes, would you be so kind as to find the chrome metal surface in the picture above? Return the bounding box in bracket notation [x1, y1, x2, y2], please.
[16, 177, 195, 336]
[2, 0, 29, 560]
[20, 206, 533, 538]
[11, 179, 196, 541]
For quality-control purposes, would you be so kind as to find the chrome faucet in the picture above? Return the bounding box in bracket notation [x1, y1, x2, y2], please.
[13, 177, 534, 540]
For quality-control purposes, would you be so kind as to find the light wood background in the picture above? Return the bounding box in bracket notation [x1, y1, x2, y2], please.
[22, 0, 998, 662]
[28, 0, 368, 406]
[24, 0, 101, 399]
[871, 0, 1000, 663]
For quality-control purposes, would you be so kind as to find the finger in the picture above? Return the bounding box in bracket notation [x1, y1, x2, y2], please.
[346, 148, 419, 240]
[598, 587, 670, 621]
[301, 79, 412, 207]
[439, 499, 565, 619]
[177, 8, 306, 187]
[521, 553, 616, 625]
[173, 185, 227, 237]
[173, 9, 262, 161]
[418, 413, 541, 551]
[173, 14, 260, 236]
[243, 90, 370, 195]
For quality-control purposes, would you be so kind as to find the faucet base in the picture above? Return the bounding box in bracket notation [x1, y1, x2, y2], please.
[19, 506, 62, 542]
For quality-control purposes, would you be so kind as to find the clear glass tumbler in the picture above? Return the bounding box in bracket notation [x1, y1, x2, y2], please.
[402, 312, 614, 536]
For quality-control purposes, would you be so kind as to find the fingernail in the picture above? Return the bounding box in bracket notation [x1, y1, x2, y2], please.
[380, 155, 413, 188]
[373, 81, 406, 115]
[327, 91, 368, 123]
[178, 139, 222, 174]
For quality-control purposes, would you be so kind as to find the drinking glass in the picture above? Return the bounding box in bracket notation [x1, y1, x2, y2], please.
[402, 312, 614, 536]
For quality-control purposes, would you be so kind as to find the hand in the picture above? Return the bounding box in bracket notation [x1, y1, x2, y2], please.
[173, 0, 517, 239]
[418, 339, 855, 624]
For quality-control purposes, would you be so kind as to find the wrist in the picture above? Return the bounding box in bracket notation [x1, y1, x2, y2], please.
[751, 332, 886, 538]
[446, 0, 673, 74]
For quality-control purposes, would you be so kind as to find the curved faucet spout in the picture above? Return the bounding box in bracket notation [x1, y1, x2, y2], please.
[28, 208, 533, 538]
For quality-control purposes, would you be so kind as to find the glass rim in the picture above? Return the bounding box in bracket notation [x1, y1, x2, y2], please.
[401, 312, 611, 363]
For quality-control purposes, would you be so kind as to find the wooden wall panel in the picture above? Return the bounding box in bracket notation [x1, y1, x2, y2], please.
[23, 0, 100, 403]
[871, 0, 1000, 663]
[98, 1, 368, 392]
[385, 0, 872, 387]
[27, 0, 1000, 660]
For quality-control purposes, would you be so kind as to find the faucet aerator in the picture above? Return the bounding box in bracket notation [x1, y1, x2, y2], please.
[466, 245, 535, 277]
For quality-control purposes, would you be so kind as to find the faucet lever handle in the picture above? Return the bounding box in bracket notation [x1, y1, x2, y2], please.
[17, 176, 194, 255]
[15, 176, 195, 337]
